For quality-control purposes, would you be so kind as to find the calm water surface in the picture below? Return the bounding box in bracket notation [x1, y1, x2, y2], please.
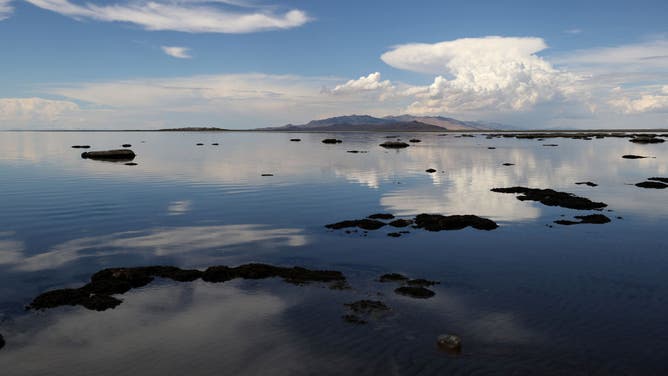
[0, 131, 667, 375]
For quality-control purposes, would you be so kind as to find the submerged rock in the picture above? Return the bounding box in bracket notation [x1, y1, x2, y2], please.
[491, 187, 608, 210]
[325, 219, 386, 230]
[414, 214, 499, 231]
[575, 182, 598, 187]
[437, 334, 462, 354]
[81, 149, 136, 161]
[322, 139, 342, 144]
[406, 278, 439, 287]
[622, 155, 648, 159]
[379, 141, 410, 149]
[395, 286, 435, 299]
[554, 214, 612, 225]
[368, 213, 395, 220]
[636, 181, 667, 189]
[345, 300, 390, 314]
[29, 264, 346, 312]
[379, 273, 409, 282]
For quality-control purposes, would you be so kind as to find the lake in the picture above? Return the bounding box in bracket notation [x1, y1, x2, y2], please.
[0, 131, 667, 375]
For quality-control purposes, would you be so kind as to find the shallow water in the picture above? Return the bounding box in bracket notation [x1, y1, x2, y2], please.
[0, 131, 667, 375]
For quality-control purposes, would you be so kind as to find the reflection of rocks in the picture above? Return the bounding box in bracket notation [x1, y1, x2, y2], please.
[395, 286, 435, 299]
[554, 214, 611, 225]
[414, 214, 498, 231]
[29, 264, 347, 312]
[491, 187, 608, 210]
[379, 141, 409, 149]
[437, 334, 462, 354]
[81, 149, 136, 161]
[343, 300, 390, 325]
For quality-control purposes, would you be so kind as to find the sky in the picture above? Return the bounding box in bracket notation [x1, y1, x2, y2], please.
[0, 0, 667, 130]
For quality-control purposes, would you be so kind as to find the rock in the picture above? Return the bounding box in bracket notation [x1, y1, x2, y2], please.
[409, 139, 422, 143]
[630, 136, 665, 144]
[212, 143, 219, 146]
[322, 139, 342, 144]
[554, 214, 612, 225]
[575, 181, 598, 187]
[636, 181, 667, 189]
[124, 162, 138, 166]
[81, 149, 136, 161]
[622, 155, 648, 159]
[543, 144, 559, 147]
[488, 147, 496, 149]
[122, 144, 131, 147]
[395, 286, 435, 299]
[196, 143, 204, 146]
[502, 163, 515, 166]
[437, 334, 462, 354]
[290, 139, 301, 142]
[389, 219, 413, 228]
[426, 168, 437, 173]
[379, 273, 409, 282]
[30, 264, 345, 311]
[261, 174, 274, 177]
[368, 213, 395, 220]
[71, 145, 91, 149]
[491, 187, 608, 210]
[387, 232, 402, 237]
[414, 214, 499, 231]
[379, 141, 410, 149]
[0, 333, 4, 350]
[648, 177, 668, 183]
[325, 219, 386, 230]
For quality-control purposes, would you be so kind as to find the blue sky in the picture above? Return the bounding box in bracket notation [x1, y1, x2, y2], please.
[1, 0, 667, 129]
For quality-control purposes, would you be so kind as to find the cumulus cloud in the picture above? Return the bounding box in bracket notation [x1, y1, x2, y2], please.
[381, 36, 578, 113]
[0, 0, 12, 20]
[23, 0, 310, 33]
[608, 85, 668, 113]
[162, 46, 192, 59]
[331, 72, 393, 95]
[0, 97, 80, 122]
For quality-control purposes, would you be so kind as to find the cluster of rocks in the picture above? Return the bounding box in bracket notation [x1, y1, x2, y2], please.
[554, 214, 611, 226]
[325, 213, 499, 236]
[636, 177, 668, 189]
[491, 186, 608, 210]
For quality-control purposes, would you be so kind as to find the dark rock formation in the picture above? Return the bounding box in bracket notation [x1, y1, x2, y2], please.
[290, 139, 301, 142]
[426, 168, 437, 173]
[122, 144, 131, 147]
[648, 177, 668, 183]
[554, 214, 612, 225]
[630, 136, 664, 144]
[622, 155, 648, 159]
[325, 219, 386, 230]
[29, 264, 346, 312]
[502, 163, 515, 166]
[575, 182, 598, 187]
[409, 139, 422, 143]
[414, 214, 499, 231]
[636, 181, 668, 189]
[322, 139, 342, 144]
[81, 149, 136, 161]
[71, 145, 90, 149]
[379, 141, 410, 149]
[491, 187, 608, 210]
[389, 219, 413, 228]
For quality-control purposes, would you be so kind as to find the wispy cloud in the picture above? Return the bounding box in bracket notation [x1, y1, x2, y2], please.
[564, 28, 582, 35]
[0, 97, 80, 122]
[0, 0, 12, 20]
[23, 0, 311, 33]
[162, 46, 192, 59]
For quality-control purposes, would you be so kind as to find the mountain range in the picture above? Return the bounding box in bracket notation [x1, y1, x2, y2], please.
[258, 115, 513, 132]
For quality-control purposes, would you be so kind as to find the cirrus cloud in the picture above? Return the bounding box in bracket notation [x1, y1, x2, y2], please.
[22, 0, 311, 33]
[162, 46, 192, 59]
[0, 0, 12, 20]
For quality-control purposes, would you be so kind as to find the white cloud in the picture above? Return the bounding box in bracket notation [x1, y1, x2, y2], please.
[381, 36, 579, 114]
[564, 28, 582, 35]
[162, 46, 192, 59]
[331, 72, 393, 95]
[0, 97, 80, 122]
[554, 39, 668, 72]
[0, 0, 12, 20]
[23, 0, 310, 33]
[608, 85, 668, 113]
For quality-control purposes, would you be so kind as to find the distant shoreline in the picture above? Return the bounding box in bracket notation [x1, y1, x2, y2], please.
[4, 129, 668, 133]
